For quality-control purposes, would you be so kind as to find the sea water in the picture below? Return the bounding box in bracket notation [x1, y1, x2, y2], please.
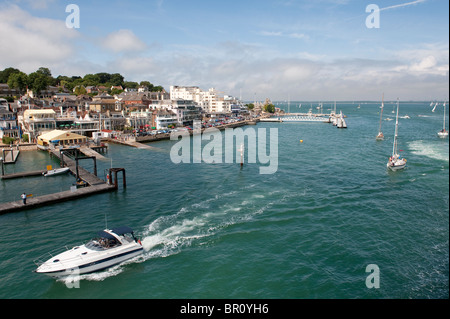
[0, 102, 448, 299]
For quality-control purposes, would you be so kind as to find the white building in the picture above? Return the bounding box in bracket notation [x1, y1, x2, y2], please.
[170, 86, 238, 114]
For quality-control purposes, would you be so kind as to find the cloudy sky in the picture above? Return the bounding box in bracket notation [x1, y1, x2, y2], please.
[0, 0, 448, 101]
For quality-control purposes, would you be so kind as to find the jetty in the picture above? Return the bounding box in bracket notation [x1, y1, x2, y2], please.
[0, 148, 125, 215]
[1, 148, 20, 164]
[261, 113, 332, 123]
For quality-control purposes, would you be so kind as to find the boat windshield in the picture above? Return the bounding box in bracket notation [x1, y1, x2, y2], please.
[85, 237, 121, 250]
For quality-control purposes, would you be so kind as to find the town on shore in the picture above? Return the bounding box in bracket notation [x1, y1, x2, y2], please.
[0, 67, 274, 150]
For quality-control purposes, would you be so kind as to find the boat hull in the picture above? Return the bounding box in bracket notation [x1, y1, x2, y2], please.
[437, 132, 448, 138]
[387, 160, 406, 171]
[43, 167, 70, 177]
[36, 247, 144, 278]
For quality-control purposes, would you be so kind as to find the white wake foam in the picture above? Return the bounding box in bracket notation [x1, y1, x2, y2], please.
[408, 140, 449, 162]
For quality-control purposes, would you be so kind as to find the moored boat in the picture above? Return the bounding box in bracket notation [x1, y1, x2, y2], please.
[43, 167, 70, 177]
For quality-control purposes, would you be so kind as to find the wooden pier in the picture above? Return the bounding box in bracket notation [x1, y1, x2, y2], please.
[1, 170, 46, 180]
[0, 183, 115, 215]
[1, 148, 20, 164]
[0, 148, 125, 215]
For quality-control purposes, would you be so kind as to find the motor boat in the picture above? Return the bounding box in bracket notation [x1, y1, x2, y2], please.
[43, 167, 70, 177]
[34, 226, 144, 278]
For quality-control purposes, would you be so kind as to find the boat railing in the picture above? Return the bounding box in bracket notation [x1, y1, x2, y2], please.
[32, 244, 79, 267]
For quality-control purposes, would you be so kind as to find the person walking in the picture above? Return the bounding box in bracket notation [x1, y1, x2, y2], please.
[21, 193, 27, 205]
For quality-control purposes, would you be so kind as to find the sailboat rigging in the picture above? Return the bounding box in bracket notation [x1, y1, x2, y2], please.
[387, 98, 407, 171]
[376, 94, 385, 140]
[438, 102, 448, 138]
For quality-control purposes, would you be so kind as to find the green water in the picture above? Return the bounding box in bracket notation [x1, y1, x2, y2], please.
[0, 102, 448, 299]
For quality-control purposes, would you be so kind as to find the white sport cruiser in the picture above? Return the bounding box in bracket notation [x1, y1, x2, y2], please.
[34, 226, 144, 278]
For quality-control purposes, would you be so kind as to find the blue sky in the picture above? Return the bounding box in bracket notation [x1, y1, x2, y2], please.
[0, 0, 448, 101]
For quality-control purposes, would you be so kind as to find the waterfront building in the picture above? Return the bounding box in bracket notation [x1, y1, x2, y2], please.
[170, 86, 240, 114]
[128, 110, 153, 130]
[0, 109, 20, 139]
[169, 100, 202, 126]
[37, 129, 87, 150]
[153, 108, 177, 130]
[72, 112, 100, 137]
[20, 109, 57, 142]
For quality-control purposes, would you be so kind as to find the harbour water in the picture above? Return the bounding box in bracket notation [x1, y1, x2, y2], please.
[0, 102, 448, 299]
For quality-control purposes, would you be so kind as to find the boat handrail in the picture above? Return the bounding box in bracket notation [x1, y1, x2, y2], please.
[33, 245, 73, 267]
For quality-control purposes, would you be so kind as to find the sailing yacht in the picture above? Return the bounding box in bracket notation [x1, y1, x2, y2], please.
[387, 99, 407, 171]
[438, 102, 448, 138]
[432, 102, 438, 113]
[376, 95, 385, 140]
[337, 111, 347, 128]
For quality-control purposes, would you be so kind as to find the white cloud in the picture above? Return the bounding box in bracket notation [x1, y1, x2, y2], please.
[101, 29, 147, 53]
[0, 5, 79, 73]
[259, 30, 309, 40]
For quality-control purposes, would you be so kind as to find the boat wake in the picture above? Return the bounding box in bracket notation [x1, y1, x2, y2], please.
[408, 140, 449, 162]
[71, 184, 292, 282]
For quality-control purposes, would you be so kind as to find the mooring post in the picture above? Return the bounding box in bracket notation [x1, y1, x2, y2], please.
[60, 150, 64, 167]
[114, 170, 118, 189]
[75, 157, 80, 181]
[93, 157, 97, 176]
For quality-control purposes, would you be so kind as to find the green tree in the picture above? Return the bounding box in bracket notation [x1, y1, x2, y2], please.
[124, 81, 139, 89]
[264, 103, 275, 113]
[0, 67, 21, 83]
[110, 73, 124, 86]
[139, 81, 153, 89]
[7, 72, 28, 95]
[83, 74, 100, 86]
[74, 85, 87, 95]
[246, 103, 255, 111]
[36, 67, 52, 78]
[96, 72, 112, 84]
[151, 85, 164, 92]
[27, 72, 49, 96]
[110, 88, 124, 95]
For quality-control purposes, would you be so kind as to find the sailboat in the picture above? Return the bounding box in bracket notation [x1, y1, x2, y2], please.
[376, 94, 385, 140]
[438, 102, 448, 138]
[337, 111, 347, 128]
[432, 102, 438, 113]
[387, 98, 407, 171]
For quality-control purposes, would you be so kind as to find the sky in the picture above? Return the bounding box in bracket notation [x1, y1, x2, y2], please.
[0, 0, 448, 101]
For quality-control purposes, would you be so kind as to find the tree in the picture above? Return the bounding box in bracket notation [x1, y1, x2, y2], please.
[151, 85, 164, 92]
[246, 103, 255, 111]
[139, 81, 152, 89]
[0, 67, 21, 83]
[82, 74, 100, 86]
[124, 81, 139, 89]
[7, 72, 28, 95]
[28, 72, 50, 96]
[74, 85, 87, 95]
[110, 88, 124, 96]
[36, 67, 52, 78]
[110, 73, 124, 86]
[264, 103, 275, 113]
